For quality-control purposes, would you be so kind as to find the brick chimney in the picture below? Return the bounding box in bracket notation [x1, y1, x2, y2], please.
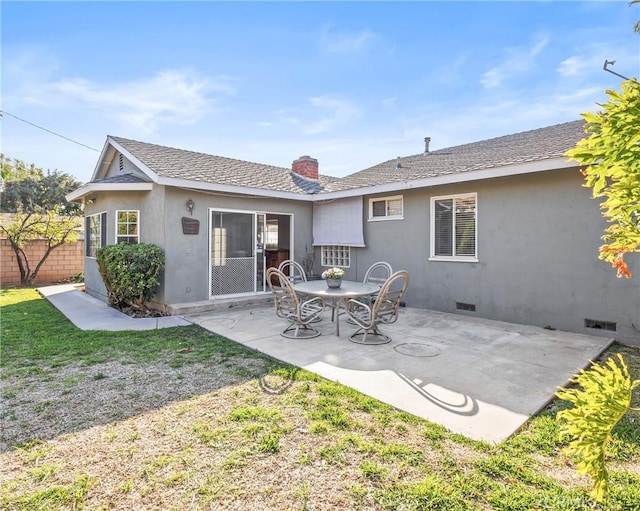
[292, 155, 318, 180]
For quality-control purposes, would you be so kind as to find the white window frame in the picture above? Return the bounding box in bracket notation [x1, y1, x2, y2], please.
[115, 210, 140, 244]
[321, 246, 351, 268]
[368, 195, 403, 221]
[429, 193, 478, 262]
[86, 211, 107, 258]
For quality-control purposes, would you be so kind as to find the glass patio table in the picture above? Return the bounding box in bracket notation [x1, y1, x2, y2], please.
[292, 280, 380, 336]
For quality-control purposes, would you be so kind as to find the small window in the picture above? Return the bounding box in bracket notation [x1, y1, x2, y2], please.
[369, 195, 403, 221]
[321, 246, 350, 268]
[86, 212, 107, 257]
[430, 193, 477, 261]
[116, 210, 139, 244]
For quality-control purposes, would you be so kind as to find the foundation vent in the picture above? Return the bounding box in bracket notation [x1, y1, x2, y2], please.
[456, 302, 476, 312]
[584, 318, 617, 332]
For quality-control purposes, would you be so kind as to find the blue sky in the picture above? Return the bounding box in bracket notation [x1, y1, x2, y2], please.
[2, 1, 639, 183]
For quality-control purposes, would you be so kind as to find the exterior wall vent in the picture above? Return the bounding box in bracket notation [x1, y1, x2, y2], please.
[456, 302, 476, 312]
[118, 153, 124, 172]
[584, 318, 617, 332]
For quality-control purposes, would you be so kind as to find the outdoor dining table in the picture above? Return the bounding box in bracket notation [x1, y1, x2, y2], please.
[292, 280, 380, 337]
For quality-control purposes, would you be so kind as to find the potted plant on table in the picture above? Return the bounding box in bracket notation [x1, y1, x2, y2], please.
[321, 267, 345, 288]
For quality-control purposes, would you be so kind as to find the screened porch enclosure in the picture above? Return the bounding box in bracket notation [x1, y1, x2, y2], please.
[209, 210, 290, 297]
[210, 211, 258, 296]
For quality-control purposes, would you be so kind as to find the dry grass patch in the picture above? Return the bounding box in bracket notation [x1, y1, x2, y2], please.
[1, 377, 432, 509]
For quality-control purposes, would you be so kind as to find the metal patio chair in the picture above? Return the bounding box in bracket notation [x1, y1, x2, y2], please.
[363, 261, 393, 288]
[266, 267, 325, 339]
[345, 270, 409, 345]
[278, 259, 323, 322]
[346, 261, 393, 324]
[360, 261, 393, 305]
[278, 259, 307, 284]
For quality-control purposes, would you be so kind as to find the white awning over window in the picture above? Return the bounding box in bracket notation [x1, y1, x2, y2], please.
[313, 196, 365, 247]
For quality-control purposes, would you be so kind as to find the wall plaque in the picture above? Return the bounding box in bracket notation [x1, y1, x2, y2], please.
[181, 217, 200, 235]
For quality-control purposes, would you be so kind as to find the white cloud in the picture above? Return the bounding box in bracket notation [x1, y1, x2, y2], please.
[320, 26, 377, 54]
[556, 45, 639, 82]
[273, 95, 359, 136]
[438, 53, 471, 84]
[480, 68, 504, 89]
[2, 47, 63, 107]
[304, 95, 359, 135]
[557, 56, 587, 77]
[530, 37, 549, 57]
[480, 35, 550, 89]
[51, 70, 234, 134]
[381, 97, 397, 108]
[3, 53, 236, 136]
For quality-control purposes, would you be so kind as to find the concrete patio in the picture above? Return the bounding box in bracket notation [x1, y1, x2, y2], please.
[186, 304, 613, 443]
[40, 284, 614, 443]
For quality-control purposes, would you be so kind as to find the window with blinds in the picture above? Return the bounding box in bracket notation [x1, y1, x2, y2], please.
[430, 193, 477, 260]
[369, 195, 403, 221]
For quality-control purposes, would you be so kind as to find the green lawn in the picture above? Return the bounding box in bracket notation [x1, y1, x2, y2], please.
[1, 288, 639, 510]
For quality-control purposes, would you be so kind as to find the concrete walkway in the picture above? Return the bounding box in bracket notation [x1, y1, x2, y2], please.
[39, 284, 613, 443]
[39, 284, 191, 330]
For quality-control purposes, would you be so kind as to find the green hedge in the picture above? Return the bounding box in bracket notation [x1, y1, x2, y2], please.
[96, 243, 165, 313]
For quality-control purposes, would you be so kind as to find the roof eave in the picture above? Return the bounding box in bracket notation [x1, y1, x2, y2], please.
[315, 156, 579, 200]
[66, 182, 154, 202]
[90, 140, 115, 181]
[158, 176, 317, 201]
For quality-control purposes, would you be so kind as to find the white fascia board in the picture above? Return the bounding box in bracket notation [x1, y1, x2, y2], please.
[66, 182, 153, 202]
[313, 157, 579, 201]
[158, 176, 316, 201]
[89, 140, 115, 181]
[107, 137, 161, 182]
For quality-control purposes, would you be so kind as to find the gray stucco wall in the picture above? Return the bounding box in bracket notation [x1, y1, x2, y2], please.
[82, 185, 165, 302]
[161, 187, 314, 304]
[83, 185, 314, 306]
[81, 157, 638, 345]
[355, 168, 639, 345]
[83, 152, 167, 302]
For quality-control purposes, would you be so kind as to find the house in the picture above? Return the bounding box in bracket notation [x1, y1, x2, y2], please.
[67, 121, 639, 345]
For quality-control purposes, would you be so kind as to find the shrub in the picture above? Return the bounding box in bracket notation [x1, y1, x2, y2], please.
[556, 354, 639, 501]
[69, 272, 84, 283]
[96, 243, 165, 313]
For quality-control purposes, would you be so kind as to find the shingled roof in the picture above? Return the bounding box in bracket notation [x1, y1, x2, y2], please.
[110, 136, 338, 195]
[107, 120, 584, 196]
[93, 173, 150, 184]
[327, 120, 586, 192]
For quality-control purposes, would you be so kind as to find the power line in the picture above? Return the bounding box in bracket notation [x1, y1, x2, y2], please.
[0, 110, 100, 152]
